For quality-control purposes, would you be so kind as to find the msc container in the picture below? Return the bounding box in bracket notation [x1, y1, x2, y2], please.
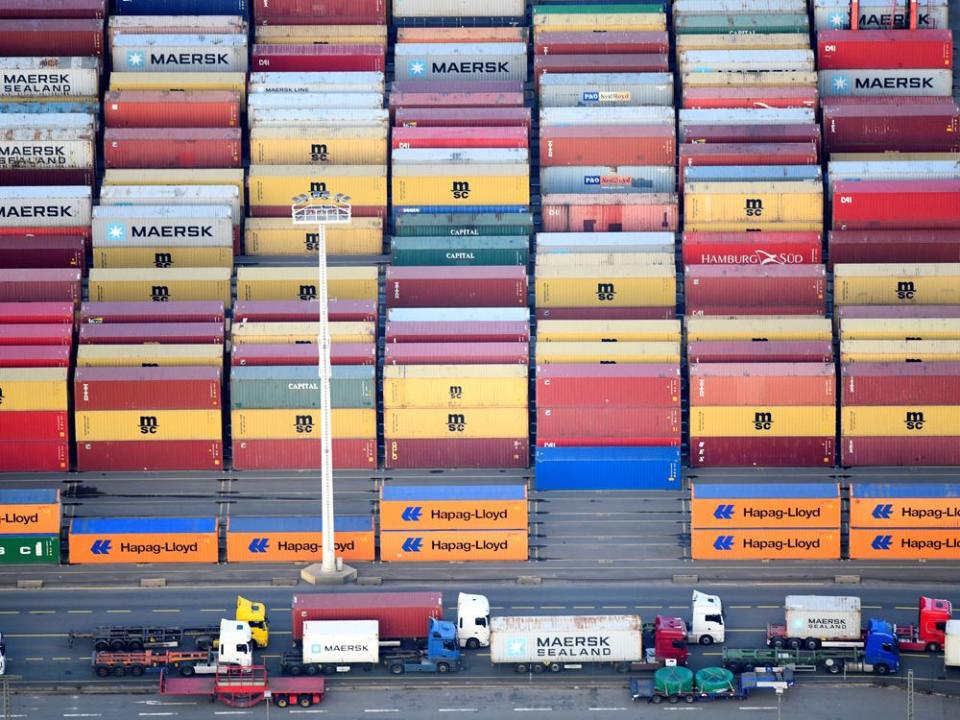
[0, 534, 59, 565]
[80, 301, 225, 324]
[0, 19, 103, 57]
[111, 34, 248, 73]
[489, 614, 641, 666]
[0, 57, 99, 98]
[392, 170, 529, 209]
[384, 407, 527, 440]
[230, 365, 375, 409]
[691, 529, 839, 561]
[819, 69, 952, 98]
[383, 364, 526, 407]
[0, 367, 68, 412]
[74, 367, 222, 411]
[690, 436, 836, 468]
[232, 438, 376, 470]
[685, 265, 827, 316]
[104, 128, 241, 169]
[231, 408, 375, 440]
[0, 185, 91, 227]
[843, 406, 960, 438]
[690, 363, 835, 406]
[236, 266, 379, 303]
[0, 487, 60, 534]
[539, 72, 673, 108]
[535, 265, 675, 308]
[76, 409, 221, 443]
[690, 481, 840, 530]
[68, 517, 218, 564]
[692, 406, 835, 438]
[534, 445, 680, 491]
[291, 591, 441, 643]
[535, 364, 679, 408]
[841, 362, 960, 406]
[684, 180, 823, 232]
[393, 0, 525, 16]
[832, 180, 960, 230]
[822, 102, 960, 153]
[244, 216, 383, 257]
[247, 165, 386, 216]
[103, 90, 240, 128]
[252, 0, 388, 25]
[88, 268, 233, 307]
[379, 484, 527, 531]
[225, 516, 375, 563]
[818, 29, 952, 70]
[683, 231, 821, 265]
[850, 483, 960, 528]
[251, 44, 384, 73]
[0, 268, 81, 303]
[385, 266, 526, 308]
[834, 263, 960, 305]
[252, 126, 387, 166]
[233, 300, 377, 323]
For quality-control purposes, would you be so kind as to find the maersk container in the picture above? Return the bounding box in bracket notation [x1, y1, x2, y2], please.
[540, 106, 674, 128]
[541, 166, 675, 195]
[393, 212, 533, 237]
[393, 149, 528, 166]
[393, 0, 524, 16]
[0, 186, 91, 227]
[490, 615, 643, 668]
[538, 72, 673, 108]
[231, 365, 375, 409]
[248, 71, 384, 94]
[819, 69, 952, 98]
[247, 92, 383, 111]
[679, 50, 814, 73]
[0, 113, 94, 133]
[535, 446, 680, 491]
[393, 43, 527, 82]
[392, 236, 528, 266]
[114, 0, 247, 13]
[0, 56, 99, 98]
[91, 205, 233, 248]
[112, 34, 247, 73]
[780, 596, 861, 644]
[817, 29, 952, 70]
[292, 591, 442, 643]
[813, 0, 949, 31]
[301, 620, 379, 666]
[99, 185, 241, 226]
[0, 129, 94, 171]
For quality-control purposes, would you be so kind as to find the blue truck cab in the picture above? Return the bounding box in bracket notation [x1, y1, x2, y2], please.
[862, 619, 901, 674]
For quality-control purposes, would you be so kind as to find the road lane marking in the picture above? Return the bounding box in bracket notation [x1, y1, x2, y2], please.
[7, 633, 68, 638]
[862, 605, 882, 609]
[756, 605, 779, 609]
[152, 609, 181, 613]
[438, 710, 478, 713]
[52, 657, 73, 661]
[730, 605, 752, 609]
[511, 606, 535, 610]
[364, 710, 399, 714]
[589, 708, 627, 712]
[662, 708, 700, 712]
[107, 609, 131, 614]
[514, 710, 552, 713]
[573, 606, 595, 610]
[24, 657, 43, 661]
[139, 714, 177, 717]
[213, 713, 249, 716]
[635, 605, 662, 609]
[702, 652, 722, 656]
[896, 606, 917, 610]
[668, 606, 688, 609]
[727, 629, 765, 633]
[289, 711, 326, 715]
[68, 610, 93, 614]
[740, 708, 778, 711]
[200, 608, 227, 613]
[63, 715, 102, 718]
[29, 610, 55, 614]
[0, 610, 20, 614]
[602, 606, 627, 609]
[541, 606, 566, 610]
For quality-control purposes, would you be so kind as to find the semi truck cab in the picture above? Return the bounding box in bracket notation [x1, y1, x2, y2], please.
[217, 619, 254, 667]
[859, 619, 901, 675]
[236, 596, 269, 648]
[456, 593, 491, 649]
[650, 616, 690, 665]
[896, 596, 952, 652]
[428, 617, 462, 662]
[688, 591, 725, 645]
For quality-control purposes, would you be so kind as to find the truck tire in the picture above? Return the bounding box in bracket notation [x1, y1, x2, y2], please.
[180, 664, 195, 677]
[95, 641, 110, 652]
[276, 696, 289, 708]
[129, 641, 144, 651]
[515, 664, 528, 674]
[772, 638, 785, 649]
[684, 695, 695, 704]
[130, 665, 144, 677]
[787, 638, 801, 650]
[288, 664, 303, 677]
[436, 662, 450, 674]
[299, 695, 312, 708]
[652, 695, 662, 704]
[805, 638, 819, 651]
[699, 635, 713, 646]
[927, 643, 940, 653]
[110, 640, 125, 651]
[94, 665, 110, 677]
[532, 664, 544, 674]
[305, 664, 319, 676]
[390, 663, 405, 675]
[826, 661, 842, 675]
[875, 664, 890, 676]
[549, 663, 562, 673]
[466, 638, 480, 650]
[669, 695, 679, 704]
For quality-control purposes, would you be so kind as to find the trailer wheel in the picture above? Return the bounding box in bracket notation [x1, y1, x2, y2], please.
[532, 664, 544, 674]
[94, 665, 110, 677]
[180, 664, 195, 677]
[927, 643, 940, 653]
[275, 696, 289, 709]
[669, 695, 679, 704]
[288, 664, 302, 677]
[699, 635, 713, 646]
[130, 665, 144, 677]
[110, 640, 125, 651]
[684, 695, 695, 704]
[299, 695, 312, 708]
[805, 638, 819, 651]
[549, 663, 562, 673]
[875, 664, 890, 676]
[436, 662, 450, 674]
[129, 641, 144, 651]
[113, 667, 126, 677]
[305, 664, 319, 676]
[772, 638, 785, 649]
[466, 638, 480, 650]
[95, 641, 110, 652]
[652, 695, 662, 704]
[826, 661, 842, 675]
[390, 663, 405, 675]
[787, 638, 801, 650]
[515, 664, 528, 674]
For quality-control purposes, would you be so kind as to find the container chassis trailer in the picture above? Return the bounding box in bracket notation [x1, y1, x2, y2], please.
[160, 665, 324, 709]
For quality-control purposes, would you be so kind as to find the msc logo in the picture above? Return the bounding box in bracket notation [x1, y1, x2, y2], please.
[451, 180, 470, 199]
[304, 233, 319, 251]
[449, 385, 463, 400]
[596, 282, 616, 302]
[298, 284, 318, 301]
[745, 198, 763, 217]
[154, 252, 173, 268]
[151, 285, 170, 302]
[295, 414, 314, 434]
[753, 411, 773, 431]
[309, 182, 327, 194]
[896, 281, 916, 300]
[310, 144, 329, 162]
[447, 413, 466, 432]
[139, 416, 158, 435]
[905, 411, 925, 431]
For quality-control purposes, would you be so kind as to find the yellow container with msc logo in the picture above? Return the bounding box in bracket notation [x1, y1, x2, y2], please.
[382, 365, 528, 409]
[250, 127, 388, 166]
[692, 406, 836, 437]
[230, 408, 375, 440]
[684, 180, 823, 232]
[231, 322, 376, 344]
[535, 341, 680, 364]
[93, 246, 234, 269]
[248, 165, 387, 208]
[76, 410, 222, 442]
[535, 265, 675, 307]
[236, 266, 378, 301]
[244, 217, 383, 257]
[88, 268, 233, 307]
[537, 319, 681, 342]
[384, 408, 528, 439]
[834, 263, 960, 305]
[76, 344, 224, 368]
[840, 340, 960, 363]
[842, 406, 960, 437]
[392, 172, 530, 207]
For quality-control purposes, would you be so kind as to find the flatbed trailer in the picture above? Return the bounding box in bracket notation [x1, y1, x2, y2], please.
[70, 625, 221, 652]
[722, 647, 891, 675]
[92, 650, 216, 677]
[630, 668, 794, 704]
[160, 665, 324, 709]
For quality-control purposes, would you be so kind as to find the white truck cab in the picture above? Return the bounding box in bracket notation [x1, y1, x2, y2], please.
[217, 618, 253, 666]
[456, 593, 491, 649]
[0, 631, 5, 675]
[945, 619, 960, 669]
[688, 590, 726, 645]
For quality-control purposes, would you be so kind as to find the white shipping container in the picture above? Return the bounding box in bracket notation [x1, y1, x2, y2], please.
[249, 108, 390, 130]
[387, 308, 530, 323]
[249, 71, 385, 95]
[946, 620, 960, 668]
[681, 71, 818, 89]
[489, 615, 644, 666]
[393, 0, 526, 17]
[680, 49, 815, 74]
[540, 106, 675, 128]
[0, 130, 94, 170]
[92, 205, 234, 248]
[99, 185, 242, 226]
[0, 57, 99, 98]
[248, 93, 383, 111]
[392, 148, 528, 166]
[819, 69, 952, 97]
[302, 621, 380, 666]
[541, 166, 675, 195]
[112, 34, 248, 73]
[394, 43, 527, 82]
[537, 232, 676, 254]
[539, 73, 673, 108]
[783, 596, 861, 642]
[0, 113, 95, 132]
[108, 15, 248, 33]
[679, 108, 816, 128]
[827, 161, 960, 194]
[814, 0, 948, 31]
[0, 185, 91, 227]
[675, 0, 807, 12]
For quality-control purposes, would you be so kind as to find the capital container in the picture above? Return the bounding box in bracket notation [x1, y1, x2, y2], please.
[68, 517, 218, 565]
[536, 364, 679, 408]
[681, 123, 821, 147]
[817, 30, 952, 70]
[0, 19, 103, 57]
[0, 346, 71, 368]
[849, 528, 960, 560]
[237, 266, 378, 302]
[534, 445, 679, 491]
[234, 300, 376, 323]
[0, 269, 81, 303]
[226, 516, 375, 563]
[0, 487, 60, 535]
[291, 591, 442, 643]
[0, 185, 91, 227]
[252, 44, 384, 73]
[0, 0, 104, 17]
[0, 236, 83, 269]
[834, 263, 960, 305]
[682, 231, 821, 265]
[0, 57, 99, 98]
[232, 438, 376, 470]
[104, 90, 240, 128]
[688, 340, 834, 364]
[691, 436, 836, 467]
[684, 265, 826, 316]
[840, 339, 960, 363]
[0, 440, 67, 470]
[813, 0, 949, 31]
[850, 483, 960, 528]
[231, 365, 374, 410]
[76, 439, 223, 471]
[88, 267, 232, 307]
[379, 484, 526, 531]
[74, 367, 221, 411]
[232, 343, 376, 367]
[0, 324, 72, 346]
[383, 364, 527, 409]
[822, 102, 959, 153]
[692, 529, 839, 561]
[394, 107, 531, 129]
[391, 236, 527, 267]
[385, 437, 527, 469]
[253, 0, 387, 25]
[231, 408, 375, 440]
[381, 530, 528, 563]
[111, 33, 248, 73]
[104, 128, 241, 169]
[690, 481, 840, 530]
[832, 180, 960, 230]
[841, 361, 960, 406]
[690, 363, 835, 406]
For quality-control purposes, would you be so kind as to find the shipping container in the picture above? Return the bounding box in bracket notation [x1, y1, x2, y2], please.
[392, 126, 527, 151]
[385, 407, 526, 440]
[0, 367, 68, 412]
[832, 180, 960, 230]
[247, 165, 386, 215]
[537, 319, 678, 343]
[841, 362, 960, 406]
[536, 265, 675, 308]
[232, 408, 375, 440]
[226, 516, 375, 563]
[249, 70, 384, 93]
[232, 438, 376, 470]
[391, 236, 528, 267]
[104, 128, 241, 169]
[0, 488, 60, 534]
[231, 321, 375, 345]
[842, 437, 960, 467]
[384, 342, 527, 366]
[233, 300, 376, 323]
[534, 54, 670, 81]
[680, 143, 818, 170]
[291, 591, 441, 644]
[0, 346, 71, 368]
[692, 529, 840, 561]
[88, 268, 232, 307]
[231, 365, 374, 410]
[684, 180, 823, 232]
[681, 122, 821, 146]
[849, 528, 960, 560]
[380, 529, 527, 563]
[684, 164, 823, 190]
[690, 436, 836, 467]
[534, 446, 679, 491]
[535, 341, 679, 365]
[251, 127, 386, 166]
[813, 0, 949, 30]
[394, 43, 526, 82]
[843, 406, 960, 437]
[80, 301, 224, 324]
[110, 71, 247, 101]
[76, 409, 221, 442]
[393, 171, 529, 208]
[536, 364, 679, 408]
[541, 106, 675, 128]
[834, 263, 960, 305]
[818, 29, 951, 70]
[232, 343, 376, 367]
[840, 340, 960, 363]
[538, 405, 680, 441]
[841, 318, 960, 341]
[0, 0, 104, 18]
[252, 44, 384, 73]
[690, 363, 835, 406]
[385, 266, 527, 308]
[394, 107, 531, 129]
[540, 125, 673, 168]
[0, 301, 72, 325]
[686, 316, 831, 342]
[537, 231, 674, 255]
[77, 439, 223, 471]
[692, 406, 835, 437]
[0, 19, 103, 57]
[112, 33, 247, 73]
[0, 324, 72, 346]
[68, 517, 218, 564]
[379, 484, 526, 531]
[850, 483, 960, 528]
[820, 69, 952, 98]
[534, 30, 668, 55]
[385, 320, 529, 344]
[74, 367, 221, 411]
[383, 364, 526, 409]
[385, 437, 528, 469]
[828, 230, 960, 266]
[690, 482, 840, 529]
[0, 185, 91, 227]
[0, 440, 68, 470]
[104, 90, 240, 128]
[236, 266, 379, 302]
[0, 535, 59, 565]
[0, 268, 81, 303]
[244, 216, 383, 256]
[539, 72, 673, 108]
[253, 0, 387, 25]
[682, 71, 818, 89]
[684, 265, 827, 316]
[541, 166, 675, 195]
[0, 235, 84, 269]
[822, 102, 960, 153]
[76, 344, 223, 368]
[683, 86, 819, 111]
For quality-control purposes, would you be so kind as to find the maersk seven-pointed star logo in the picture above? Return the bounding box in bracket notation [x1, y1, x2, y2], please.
[408, 60, 426, 76]
[832, 75, 850, 93]
[106, 223, 125, 241]
[126, 50, 145, 69]
[506, 637, 527, 657]
[830, 12, 846, 28]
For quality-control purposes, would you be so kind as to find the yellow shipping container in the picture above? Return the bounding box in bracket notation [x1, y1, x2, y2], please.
[383, 365, 527, 409]
[76, 344, 223, 368]
[533, 13, 666, 31]
[392, 175, 529, 207]
[250, 128, 387, 166]
[236, 266, 378, 302]
[843, 406, 960, 437]
[76, 410, 222, 442]
[231, 408, 375, 439]
[110, 72, 247, 100]
[682, 71, 818, 88]
[840, 339, 960, 363]
[384, 408, 528, 439]
[535, 252, 674, 267]
[88, 268, 232, 307]
[535, 341, 680, 364]
[692, 406, 836, 437]
[93, 246, 233, 269]
[248, 165, 386, 208]
[103, 169, 245, 207]
[677, 34, 811, 51]
[537, 319, 681, 342]
[0, 368, 68, 411]
[684, 180, 823, 231]
[840, 318, 960, 341]
[232, 322, 376, 345]
[244, 217, 383, 257]
[834, 263, 960, 305]
[536, 266, 676, 308]
[686, 316, 832, 342]
[254, 24, 387, 44]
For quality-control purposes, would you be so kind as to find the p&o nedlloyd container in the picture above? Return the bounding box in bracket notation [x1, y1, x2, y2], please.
[539, 72, 673, 107]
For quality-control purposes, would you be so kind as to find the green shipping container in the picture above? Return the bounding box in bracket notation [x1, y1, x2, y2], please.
[0, 535, 59, 565]
[675, 14, 809, 34]
[392, 213, 534, 238]
[392, 236, 529, 266]
[230, 365, 375, 409]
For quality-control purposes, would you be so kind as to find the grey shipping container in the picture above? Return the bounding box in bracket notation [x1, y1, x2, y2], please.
[827, 160, 960, 194]
[111, 34, 248, 73]
[230, 365, 375, 409]
[536, 232, 675, 254]
[540, 166, 676, 194]
[685, 165, 823, 184]
[539, 73, 674, 108]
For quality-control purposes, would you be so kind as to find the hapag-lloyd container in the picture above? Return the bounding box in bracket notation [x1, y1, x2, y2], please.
[541, 166, 675, 195]
[850, 483, 960, 528]
[841, 362, 960, 406]
[0, 186, 91, 227]
[0, 488, 60, 534]
[691, 528, 839, 561]
[252, 0, 387, 25]
[68, 517, 218, 565]
[383, 364, 527, 408]
[834, 263, 960, 305]
[819, 69, 952, 97]
[74, 367, 221, 411]
[0, 56, 99, 98]
[231, 365, 375, 409]
[379, 485, 527, 531]
[690, 482, 840, 530]
[832, 180, 960, 230]
[684, 265, 827, 316]
[394, 0, 525, 17]
[849, 528, 960, 560]
[232, 438, 376, 470]
[394, 43, 527, 82]
[817, 30, 952, 70]
[226, 516, 375, 563]
[92, 205, 233, 248]
[534, 446, 680, 491]
[690, 436, 836, 467]
[111, 34, 248, 73]
[682, 232, 822, 265]
[80, 301, 225, 324]
[104, 90, 240, 128]
[690, 363, 835, 406]
[536, 364, 680, 407]
[822, 101, 960, 153]
[380, 529, 528, 563]
[539, 72, 673, 107]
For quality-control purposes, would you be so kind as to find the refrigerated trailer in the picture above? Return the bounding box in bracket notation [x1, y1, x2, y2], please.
[768, 596, 863, 649]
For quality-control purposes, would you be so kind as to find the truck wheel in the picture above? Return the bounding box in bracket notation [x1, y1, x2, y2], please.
[180, 665, 195, 677]
[95, 665, 110, 678]
[787, 638, 801, 650]
[685, 695, 695, 704]
[130, 665, 144, 677]
[288, 664, 302, 677]
[549, 663, 562, 673]
[827, 661, 842, 675]
[805, 638, 819, 651]
[515, 664, 528, 674]
[129, 641, 143, 651]
[111, 640, 125, 651]
[95, 641, 110, 652]
[436, 662, 450, 674]
[772, 638, 785, 649]
[652, 695, 662, 704]
[390, 663, 404, 675]
[299, 695, 312, 708]
[669, 695, 680, 704]
[276, 696, 289, 709]
[699, 635, 713, 646]
[305, 664, 319, 676]
[875, 664, 890, 676]
[466, 638, 480, 650]
[532, 664, 544, 674]
[927, 643, 940, 653]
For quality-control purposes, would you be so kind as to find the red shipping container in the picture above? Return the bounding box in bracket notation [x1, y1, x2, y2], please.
[394, 107, 532, 129]
[291, 591, 442, 643]
[822, 102, 960, 153]
[0, 236, 85, 270]
[0, 324, 72, 346]
[685, 265, 827, 315]
[537, 307, 676, 320]
[0, 269, 81, 303]
[841, 437, 960, 467]
[535, 364, 680, 407]
[828, 230, 960, 266]
[682, 232, 822, 265]
[231, 343, 376, 367]
[253, 0, 387, 25]
[679, 143, 818, 168]
[385, 266, 527, 308]
[104, 128, 241, 169]
[0, 440, 68, 471]
[542, 194, 679, 233]
[385, 342, 528, 366]
[841, 362, 960, 406]
[818, 29, 952, 70]
[690, 436, 836, 467]
[537, 406, 681, 439]
[234, 300, 376, 323]
[540, 125, 675, 167]
[104, 91, 241, 129]
[79, 323, 224, 345]
[0, 0, 104, 18]
[0, 226, 91, 244]
[832, 180, 960, 230]
[392, 127, 528, 150]
[0, 346, 70, 368]
[80, 301, 225, 325]
[252, 44, 384, 72]
[392, 80, 523, 95]
[389, 91, 525, 111]
[385, 321, 529, 343]
[691, 363, 835, 406]
[249, 205, 386, 220]
[74, 367, 222, 411]
[0, 302, 73, 325]
[384, 438, 528, 469]
[535, 53, 669, 80]
[0, 19, 103, 56]
[76, 440, 223, 472]
[0, 168, 95, 187]
[534, 30, 669, 55]
[688, 340, 834, 364]
[232, 438, 376, 470]
[682, 86, 818, 110]
[0, 411, 67, 441]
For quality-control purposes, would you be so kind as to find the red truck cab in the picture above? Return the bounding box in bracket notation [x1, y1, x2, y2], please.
[896, 597, 953, 653]
[652, 616, 690, 665]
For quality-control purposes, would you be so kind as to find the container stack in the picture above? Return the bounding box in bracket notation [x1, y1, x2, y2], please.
[225, 515, 376, 563]
[0, 489, 61, 566]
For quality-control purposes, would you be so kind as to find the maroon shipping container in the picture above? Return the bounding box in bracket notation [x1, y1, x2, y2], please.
[828, 230, 960, 267]
[0, 440, 68, 471]
[385, 266, 527, 308]
[252, 44, 384, 72]
[291, 591, 442, 643]
[384, 438, 528, 470]
[0, 226, 91, 244]
[0, 0, 104, 18]
[249, 205, 385, 220]
[232, 438, 376, 470]
[76, 440, 223, 472]
[0, 169, 95, 187]
[253, 0, 387, 25]
[534, 30, 669, 55]
[0, 19, 103, 56]
[683, 232, 822, 265]
[841, 437, 960, 467]
[542, 193, 679, 233]
[0, 410, 67, 441]
[537, 307, 676, 320]
[104, 91, 241, 129]
[534, 54, 669, 80]
[537, 406, 680, 439]
[79, 323, 224, 345]
[234, 300, 377, 323]
[392, 80, 523, 95]
[690, 436, 836, 467]
[535, 364, 680, 407]
[389, 91, 525, 111]
[80, 301, 225, 325]
[688, 340, 834, 364]
[392, 126, 527, 150]
[841, 361, 960, 406]
[104, 128, 242, 169]
[817, 29, 952, 70]
[74, 367, 222, 411]
[231, 343, 376, 367]
[832, 180, 960, 230]
[384, 342, 529, 365]
[684, 265, 827, 316]
[682, 86, 818, 110]
[681, 123, 821, 147]
[385, 321, 529, 343]
[0, 269, 81, 303]
[0, 236, 85, 269]
[540, 125, 675, 167]
[0, 324, 72, 346]
[679, 143, 818, 168]
[822, 102, 960, 153]
[0, 302, 73, 325]
[0, 345, 70, 367]
[394, 107, 532, 129]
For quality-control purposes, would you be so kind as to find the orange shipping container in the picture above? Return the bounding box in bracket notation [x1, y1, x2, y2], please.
[849, 528, 960, 560]
[691, 497, 839, 530]
[691, 528, 840, 560]
[380, 530, 529, 562]
[0, 489, 60, 534]
[379, 484, 528, 531]
[225, 516, 374, 563]
[849, 484, 960, 528]
[68, 517, 218, 564]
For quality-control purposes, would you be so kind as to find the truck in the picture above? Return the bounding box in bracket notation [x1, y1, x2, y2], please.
[945, 620, 960, 669]
[768, 595, 864, 649]
[894, 596, 953, 652]
[282, 617, 461, 676]
[488, 614, 688, 674]
[160, 664, 324, 710]
[630, 667, 794, 704]
[687, 590, 726, 646]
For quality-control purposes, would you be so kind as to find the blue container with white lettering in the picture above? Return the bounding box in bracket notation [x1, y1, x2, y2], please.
[534, 446, 681, 491]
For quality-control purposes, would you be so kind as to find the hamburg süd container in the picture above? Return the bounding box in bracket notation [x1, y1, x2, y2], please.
[379, 484, 527, 531]
[225, 516, 375, 563]
[682, 232, 822, 265]
[690, 482, 840, 530]
[68, 517, 218, 564]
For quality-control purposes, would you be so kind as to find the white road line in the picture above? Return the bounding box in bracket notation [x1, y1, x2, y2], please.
[540, 605, 565, 610]
[438, 710, 478, 713]
[138, 714, 177, 717]
[662, 708, 701, 712]
[511, 606, 536, 610]
[107, 609, 131, 614]
[573, 606, 595, 610]
[29, 610, 55, 614]
[213, 713, 249, 716]
[589, 708, 627, 712]
[740, 708, 778, 711]
[514, 709, 552, 713]
[199, 608, 227, 613]
[602, 606, 627, 609]
[63, 715, 102, 718]
[0, 610, 20, 614]
[288, 711, 326, 715]
[68, 610, 93, 614]
[364, 710, 400, 714]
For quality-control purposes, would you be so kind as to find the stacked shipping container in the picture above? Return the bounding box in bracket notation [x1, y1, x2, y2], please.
[226, 515, 376, 563]
[0, 489, 61, 565]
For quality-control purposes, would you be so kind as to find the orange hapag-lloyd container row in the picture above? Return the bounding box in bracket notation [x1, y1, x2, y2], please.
[380, 530, 529, 563]
[379, 484, 528, 531]
[0, 489, 60, 535]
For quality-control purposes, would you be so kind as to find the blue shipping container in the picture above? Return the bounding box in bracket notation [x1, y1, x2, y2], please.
[0, 488, 59, 505]
[113, 0, 247, 15]
[381, 485, 526, 501]
[534, 446, 680, 491]
[692, 482, 839, 500]
[851, 483, 960, 499]
[70, 517, 216, 534]
[227, 516, 373, 533]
